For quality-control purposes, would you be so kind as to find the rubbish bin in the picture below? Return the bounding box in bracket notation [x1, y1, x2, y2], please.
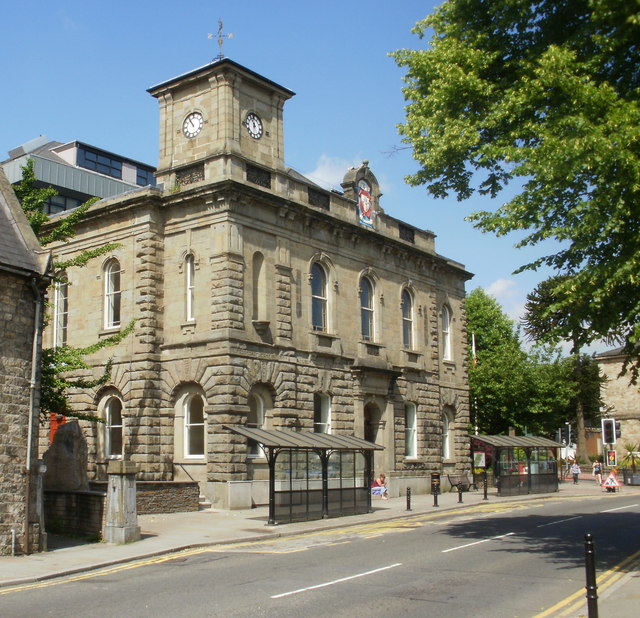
[431, 472, 441, 495]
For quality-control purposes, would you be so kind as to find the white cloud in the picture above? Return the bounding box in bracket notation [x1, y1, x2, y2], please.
[303, 154, 365, 191]
[485, 278, 526, 323]
[486, 278, 518, 301]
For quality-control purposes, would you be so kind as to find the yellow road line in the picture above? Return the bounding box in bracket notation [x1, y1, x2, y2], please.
[534, 547, 640, 617]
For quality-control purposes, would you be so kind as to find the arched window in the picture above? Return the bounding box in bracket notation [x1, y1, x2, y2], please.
[405, 403, 417, 458]
[105, 397, 123, 458]
[311, 262, 328, 332]
[314, 393, 331, 434]
[360, 277, 374, 341]
[252, 252, 266, 321]
[54, 277, 69, 348]
[185, 254, 195, 322]
[247, 392, 266, 457]
[184, 394, 205, 458]
[104, 259, 121, 329]
[442, 305, 452, 361]
[401, 289, 413, 349]
[442, 409, 455, 460]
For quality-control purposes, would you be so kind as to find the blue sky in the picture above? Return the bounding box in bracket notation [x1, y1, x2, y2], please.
[2, 0, 597, 350]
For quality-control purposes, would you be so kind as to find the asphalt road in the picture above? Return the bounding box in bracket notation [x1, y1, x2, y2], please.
[2, 494, 639, 617]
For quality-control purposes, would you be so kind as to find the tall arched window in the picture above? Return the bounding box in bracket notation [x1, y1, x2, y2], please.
[247, 392, 265, 457]
[405, 403, 417, 458]
[360, 277, 374, 341]
[54, 277, 69, 348]
[442, 409, 454, 460]
[185, 254, 195, 322]
[311, 262, 328, 332]
[252, 252, 266, 321]
[105, 397, 123, 458]
[184, 394, 205, 458]
[401, 289, 413, 349]
[104, 259, 121, 329]
[442, 305, 452, 361]
[314, 393, 331, 434]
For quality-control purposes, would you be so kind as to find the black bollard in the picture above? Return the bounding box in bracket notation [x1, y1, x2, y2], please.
[406, 487, 412, 511]
[584, 533, 598, 617]
[433, 487, 439, 507]
[457, 483, 464, 503]
[483, 475, 489, 500]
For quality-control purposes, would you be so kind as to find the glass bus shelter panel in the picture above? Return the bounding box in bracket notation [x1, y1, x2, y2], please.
[529, 473, 558, 493]
[326, 451, 369, 517]
[272, 449, 371, 523]
[274, 450, 325, 522]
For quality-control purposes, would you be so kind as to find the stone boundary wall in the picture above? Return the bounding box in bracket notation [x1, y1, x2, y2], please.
[44, 490, 105, 540]
[91, 481, 200, 514]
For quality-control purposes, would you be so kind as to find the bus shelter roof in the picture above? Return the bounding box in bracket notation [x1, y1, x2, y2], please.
[226, 426, 384, 451]
[471, 434, 563, 448]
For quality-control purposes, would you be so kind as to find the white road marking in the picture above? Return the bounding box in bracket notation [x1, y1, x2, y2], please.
[601, 504, 639, 513]
[536, 516, 582, 528]
[270, 562, 402, 599]
[441, 532, 515, 553]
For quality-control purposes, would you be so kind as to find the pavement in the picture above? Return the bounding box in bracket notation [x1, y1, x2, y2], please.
[2, 476, 639, 617]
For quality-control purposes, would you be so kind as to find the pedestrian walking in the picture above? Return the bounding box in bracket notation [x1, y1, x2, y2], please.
[592, 459, 603, 485]
[570, 461, 581, 484]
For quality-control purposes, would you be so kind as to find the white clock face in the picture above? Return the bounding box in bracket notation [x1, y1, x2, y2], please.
[245, 112, 263, 139]
[183, 112, 204, 138]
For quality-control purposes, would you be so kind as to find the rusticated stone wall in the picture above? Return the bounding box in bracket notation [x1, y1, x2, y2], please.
[0, 273, 43, 555]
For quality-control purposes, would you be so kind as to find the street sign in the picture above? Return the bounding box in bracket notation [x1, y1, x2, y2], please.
[601, 471, 622, 488]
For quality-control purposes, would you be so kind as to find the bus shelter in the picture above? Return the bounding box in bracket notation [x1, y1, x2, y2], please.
[471, 435, 562, 497]
[227, 426, 384, 524]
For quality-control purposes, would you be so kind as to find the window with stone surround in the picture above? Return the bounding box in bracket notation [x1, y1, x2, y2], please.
[247, 391, 266, 457]
[252, 252, 267, 322]
[185, 254, 195, 322]
[311, 262, 328, 332]
[105, 396, 123, 458]
[401, 288, 414, 350]
[314, 393, 331, 434]
[442, 407, 455, 460]
[184, 394, 205, 458]
[442, 304, 452, 361]
[53, 276, 69, 348]
[360, 276, 375, 342]
[405, 403, 417, 458]
[104, 258, 121, 330]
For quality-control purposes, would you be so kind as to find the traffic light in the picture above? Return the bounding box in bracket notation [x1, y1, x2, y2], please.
[615, 421, 621, 440]
[602, 418, 616, 444]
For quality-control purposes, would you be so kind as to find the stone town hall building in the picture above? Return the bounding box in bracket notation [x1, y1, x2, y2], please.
[42, 59, 472, 508]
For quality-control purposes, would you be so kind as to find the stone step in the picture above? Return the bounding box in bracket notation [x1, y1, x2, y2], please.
[198, 494, 212, 511]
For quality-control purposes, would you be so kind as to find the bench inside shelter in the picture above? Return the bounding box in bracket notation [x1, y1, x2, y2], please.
[446, 473, 476, 492]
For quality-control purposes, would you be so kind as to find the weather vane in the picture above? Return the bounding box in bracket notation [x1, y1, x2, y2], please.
[208, 18, 233, 61]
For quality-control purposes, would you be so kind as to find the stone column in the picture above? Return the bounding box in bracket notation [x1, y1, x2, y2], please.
[104, 460, 140, 544]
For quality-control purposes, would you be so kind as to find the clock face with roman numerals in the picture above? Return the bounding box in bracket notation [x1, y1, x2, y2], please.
[245, 112, 263, 139]
[183, 111, 204, 138]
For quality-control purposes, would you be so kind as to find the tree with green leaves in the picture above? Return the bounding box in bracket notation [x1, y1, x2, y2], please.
[15, 159, 133, 422]
[523, 276, 606, 461]
[392, 1, 640, 375]
[467, 287, 574, 436]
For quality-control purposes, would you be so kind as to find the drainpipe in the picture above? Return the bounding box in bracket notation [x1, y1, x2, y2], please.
[25, 278, 44, 554]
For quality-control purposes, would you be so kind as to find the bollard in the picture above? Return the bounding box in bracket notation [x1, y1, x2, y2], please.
[584, 533, 598, 618]
[457, 483, 464, 503]
[483, 475, 489, 500]
[406, 487, 412, 511]
[431, 473, 440, 507]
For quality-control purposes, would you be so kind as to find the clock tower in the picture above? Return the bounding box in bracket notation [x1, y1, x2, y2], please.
[148, 59, 295, 189]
